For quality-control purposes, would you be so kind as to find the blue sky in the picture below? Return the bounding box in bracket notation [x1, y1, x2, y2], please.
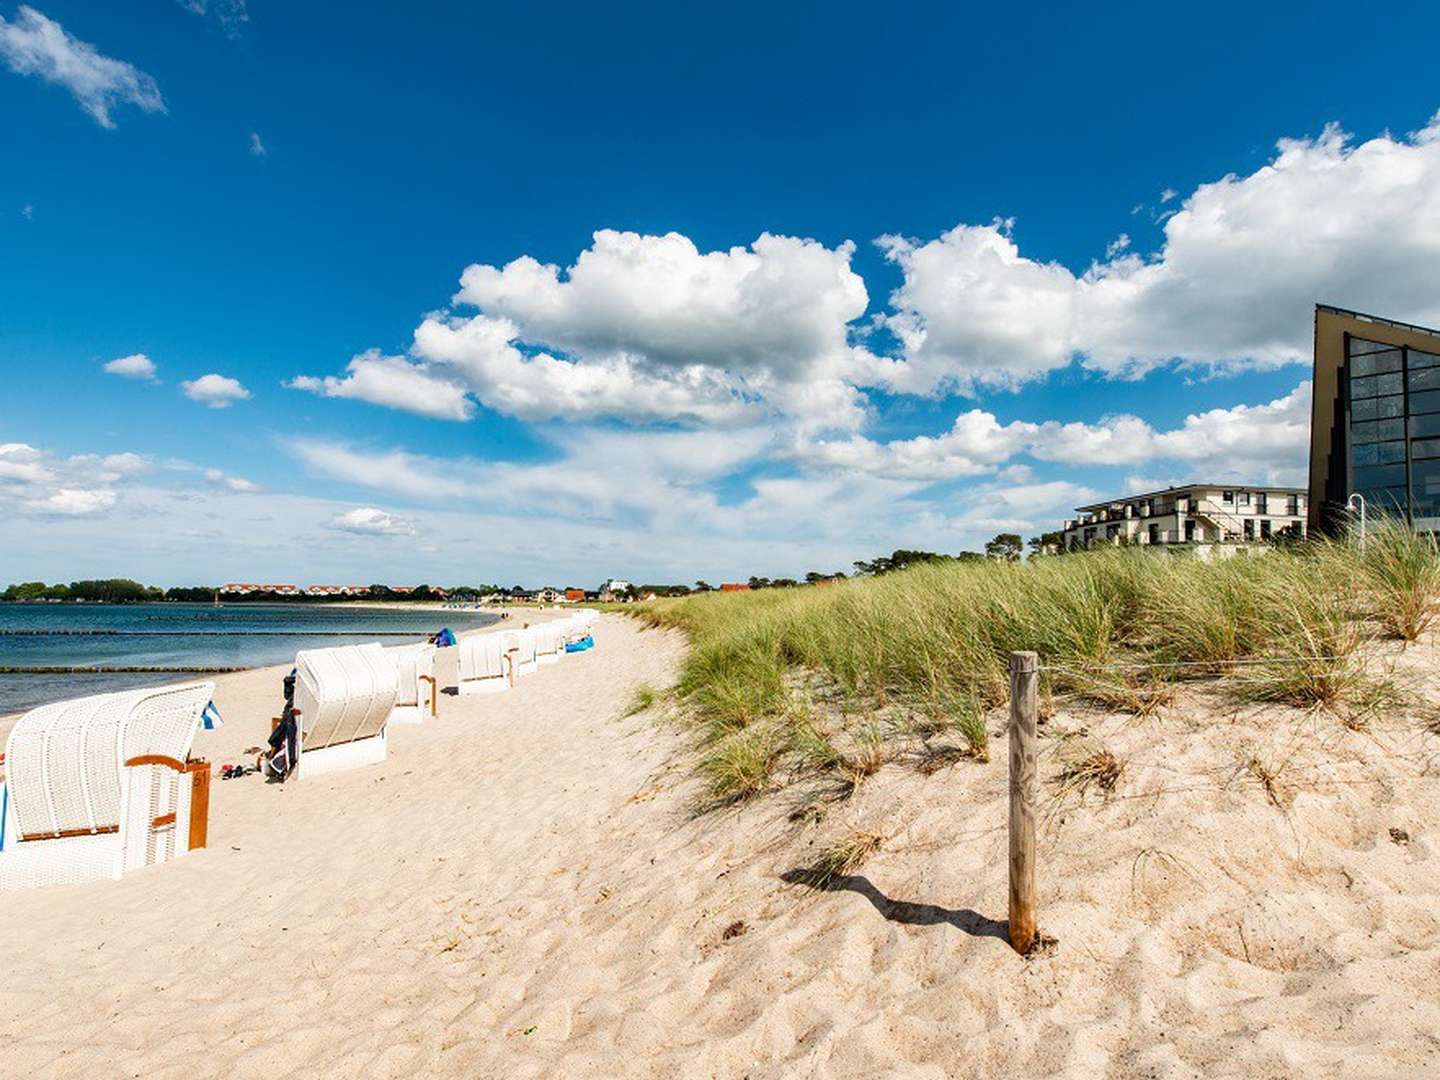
[2, 1, 1440, 587]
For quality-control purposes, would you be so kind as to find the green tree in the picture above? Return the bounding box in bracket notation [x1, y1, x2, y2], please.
[985, 534, 1023, 561]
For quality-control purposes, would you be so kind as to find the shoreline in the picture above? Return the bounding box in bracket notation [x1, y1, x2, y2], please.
[0, 606, 566, 725]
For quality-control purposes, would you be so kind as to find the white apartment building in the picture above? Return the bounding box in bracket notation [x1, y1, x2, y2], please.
[1062, 485, 1307, 552]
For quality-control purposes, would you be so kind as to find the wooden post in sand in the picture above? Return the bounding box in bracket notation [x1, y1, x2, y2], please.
[1008, 651, 1039, 955]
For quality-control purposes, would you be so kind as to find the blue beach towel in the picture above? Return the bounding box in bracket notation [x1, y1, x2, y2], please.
[201, 701, 225, 730]
[434, 628, 457, 647]
[565, 634, 595, 653]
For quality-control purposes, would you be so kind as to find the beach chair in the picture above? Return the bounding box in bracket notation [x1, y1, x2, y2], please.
[386, 642, 438, 724]
[291, 643, 397, 779]
[0, 682, 215, 890]
[534, 621, 565, 666]
[456, 632, 513, 695]
[507, 628, 538, 678]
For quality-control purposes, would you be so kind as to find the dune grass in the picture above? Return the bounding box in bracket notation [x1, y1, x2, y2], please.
[632, 526, 1438, 806]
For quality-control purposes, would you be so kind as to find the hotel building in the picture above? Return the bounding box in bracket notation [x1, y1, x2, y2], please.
[1310, 305, 1440, 534]
[1062, 484, 1306, 552]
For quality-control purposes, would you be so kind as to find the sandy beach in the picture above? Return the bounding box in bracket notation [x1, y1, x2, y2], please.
[0, 614, 1436, 1078]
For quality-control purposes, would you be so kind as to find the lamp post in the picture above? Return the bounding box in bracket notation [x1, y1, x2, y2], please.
[1347, 492, 1368, 548]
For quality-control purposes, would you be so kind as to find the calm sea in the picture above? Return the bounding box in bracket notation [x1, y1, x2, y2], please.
[0, 603, 498, 715]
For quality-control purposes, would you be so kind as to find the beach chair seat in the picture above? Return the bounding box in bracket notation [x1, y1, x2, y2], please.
[292, 643, 397, 779]
[386, 642, 438, 724]
[0, 682, 214, 890]
[456, 632, 512, 695]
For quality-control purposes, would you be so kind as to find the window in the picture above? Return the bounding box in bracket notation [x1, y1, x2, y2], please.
[1412, 459, 1440, 518]
[1349, 337, 1396, 356]
[1351, 395, 1406, 422]
[1350, 348, 1403, 376]
[1238, 492, 1250, 506]
[1257, 493, 1268, 513]
[1287, 495, 1299, 515]
[1243, 519, 1254, 539]
[1352, 418, 1405, 444]
[1408, 389, 1440, 415]
[1184, 520, 1195, 542]
[1222, 490, 1234, 503]
[1261, 519, 1272, 539]
[1410, 367, 1440, 393]
[1148, 523, 1159, 545]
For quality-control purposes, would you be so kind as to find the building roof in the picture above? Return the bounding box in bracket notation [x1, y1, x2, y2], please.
[1316, 303, 1440, 342]
[1073, 483, 1306, 515]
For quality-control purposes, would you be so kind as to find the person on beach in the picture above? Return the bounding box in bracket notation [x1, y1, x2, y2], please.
[261, 668, 299, 780]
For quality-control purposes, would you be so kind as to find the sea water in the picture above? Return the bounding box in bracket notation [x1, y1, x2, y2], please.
[0, 603, 498, 715]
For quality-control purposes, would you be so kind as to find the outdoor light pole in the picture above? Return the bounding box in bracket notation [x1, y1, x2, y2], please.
[1347, 492, 1368, 548]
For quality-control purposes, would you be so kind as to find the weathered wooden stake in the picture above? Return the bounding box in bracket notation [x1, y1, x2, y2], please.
[1008, 650, 1039, 954]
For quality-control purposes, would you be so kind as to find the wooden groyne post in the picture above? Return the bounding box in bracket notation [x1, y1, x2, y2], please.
[1008, 651, 1039, 954]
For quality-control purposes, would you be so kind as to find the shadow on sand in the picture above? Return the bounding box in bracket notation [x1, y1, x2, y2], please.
[779, 871, 1009, 942]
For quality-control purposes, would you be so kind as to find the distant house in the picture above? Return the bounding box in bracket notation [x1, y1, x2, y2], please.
[535, 587, 563, 604]
[565, 588, 586, 602]
[220, 582, 299, 596]
[1062, 484, 1307, 552]
[720, 582, 751, 592]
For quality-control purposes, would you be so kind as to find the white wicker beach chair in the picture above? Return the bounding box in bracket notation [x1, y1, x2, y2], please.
[534, 622, 564, 666]
[292, 643, 397, 779]
[0, 682, 214, 890]
[456, 632, 512, 695]
[507, 628, 538, 678]
[386, 642, 438, 724]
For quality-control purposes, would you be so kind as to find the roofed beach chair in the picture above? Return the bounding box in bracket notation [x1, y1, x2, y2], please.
[534, 621, 565, 666]
[456, 631, 513, 695]
[507, 628, 538, 678]
[0, 682, 215, 890]
[291, 643, 397, 779]
[386, 642, 438, 724]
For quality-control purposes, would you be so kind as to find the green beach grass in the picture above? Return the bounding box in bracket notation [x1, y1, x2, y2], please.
[630, 522, 1439, 806]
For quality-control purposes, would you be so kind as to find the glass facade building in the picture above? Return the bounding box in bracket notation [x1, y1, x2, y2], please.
[1345, 336, 1440, 522]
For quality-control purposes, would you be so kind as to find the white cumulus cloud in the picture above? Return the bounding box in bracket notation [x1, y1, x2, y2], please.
[326, 507, 417, 537]
[0, 6, 165, 128]
[873, 114, 1440, 391]
[181, 373, 251, 408]
[27, 487, 117, 516]
[288, 350, 474, 421]
[103, 353, 157, 380]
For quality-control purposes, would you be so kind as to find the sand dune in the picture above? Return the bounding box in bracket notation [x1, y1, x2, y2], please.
[0, 616, 1437, 1078]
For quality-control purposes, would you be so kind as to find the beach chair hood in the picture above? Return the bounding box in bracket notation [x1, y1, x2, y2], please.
[4, 682, 213, 841]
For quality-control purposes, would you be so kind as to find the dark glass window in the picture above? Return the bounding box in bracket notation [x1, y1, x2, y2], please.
[1412, 437, 1440, 460]
[1357, 487, 1408, 514]
[1352, 418, 1405, 444]
[1349, 337, 1395, 356]
[1353, 463, 1407, 490]
[1410, 368, 1440, 393]
[1412, 459, 1440, 518]
[1410, 349, 1440, 369]
[1409, 389, 1440, 415]
[1353, 441, 1406, 466]
[1350, 349, 1403, 376]
[1351, 372, 1403, 398]
[1412, 414, 1440, 440]
[1351, 395, 1406, 422]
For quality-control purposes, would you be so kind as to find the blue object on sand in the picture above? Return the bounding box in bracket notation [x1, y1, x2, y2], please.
[434, 628, 457, 647]
[565, 634, 594, 653]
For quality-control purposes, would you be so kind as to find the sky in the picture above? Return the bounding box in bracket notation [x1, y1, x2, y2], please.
[2, 1, 1440, 588]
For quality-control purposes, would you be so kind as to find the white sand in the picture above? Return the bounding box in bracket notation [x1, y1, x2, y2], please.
[0, 616, 1437, 1078]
